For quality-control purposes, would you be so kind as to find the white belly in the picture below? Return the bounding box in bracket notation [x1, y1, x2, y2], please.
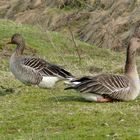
[81, 93, 104, 102]
[38, 76, 59, 88]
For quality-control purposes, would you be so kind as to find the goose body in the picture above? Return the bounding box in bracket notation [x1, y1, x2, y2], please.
[65, 38, 140, 102]
[8, 34, 74, 88]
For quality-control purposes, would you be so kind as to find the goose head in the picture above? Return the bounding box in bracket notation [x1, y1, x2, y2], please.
[7, 34, 25, 55]
[7, 33, 25, 46]
[129, 37, 140, 51]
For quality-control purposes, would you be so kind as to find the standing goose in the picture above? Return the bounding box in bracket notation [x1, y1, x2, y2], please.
[8, 33, 74, 88]
[65, 37, 140, 102]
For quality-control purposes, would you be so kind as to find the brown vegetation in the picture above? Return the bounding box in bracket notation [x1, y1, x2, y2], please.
[1, 0, 140, 49]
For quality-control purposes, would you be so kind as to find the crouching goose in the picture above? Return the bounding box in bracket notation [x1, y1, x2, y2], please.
[65, 37, 140, 102]
[7, 33, 74, 88]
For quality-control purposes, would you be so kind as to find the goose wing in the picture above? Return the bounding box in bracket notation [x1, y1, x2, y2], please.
[66, 74, 131, 100]
[21, 56, 73, 78]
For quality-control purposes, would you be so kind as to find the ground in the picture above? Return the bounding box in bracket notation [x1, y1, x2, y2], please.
[0, 19, 140, 140]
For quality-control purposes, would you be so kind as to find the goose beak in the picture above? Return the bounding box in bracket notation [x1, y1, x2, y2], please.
[6, 41, 12, 44]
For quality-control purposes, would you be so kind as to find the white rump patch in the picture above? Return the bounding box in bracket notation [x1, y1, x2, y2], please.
[64, 81, 81, 86]
[38, 76, 59, 88]
[72, 81, 81, 85]
[64, 78, 81, 86]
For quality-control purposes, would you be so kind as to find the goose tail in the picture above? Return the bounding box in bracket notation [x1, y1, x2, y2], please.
[64, 78, 81, 90]
[64, 76, 93, 90]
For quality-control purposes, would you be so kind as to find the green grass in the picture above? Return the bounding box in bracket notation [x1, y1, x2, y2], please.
[0, 19, 140, 140]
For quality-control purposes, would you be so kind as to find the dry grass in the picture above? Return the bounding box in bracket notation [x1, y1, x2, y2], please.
[1, 0, 140, 50]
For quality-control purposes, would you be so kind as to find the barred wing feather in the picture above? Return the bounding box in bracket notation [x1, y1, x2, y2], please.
[21, 57, 73, 78]
[70, 74, 131, 100]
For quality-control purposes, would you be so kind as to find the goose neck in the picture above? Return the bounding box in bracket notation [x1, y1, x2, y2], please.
[15, 43, 25, 56]
[125, 44, 137, 76]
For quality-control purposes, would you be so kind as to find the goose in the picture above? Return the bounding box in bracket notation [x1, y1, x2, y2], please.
[65, 37, 140, 102]
[7, 33, 74, 88]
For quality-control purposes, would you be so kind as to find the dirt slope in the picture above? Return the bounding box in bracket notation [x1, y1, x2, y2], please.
[1, 0, 140, 49]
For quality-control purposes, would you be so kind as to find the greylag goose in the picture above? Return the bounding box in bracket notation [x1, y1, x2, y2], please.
[7, 33, 74, 88]
[65, 37, 140, 102]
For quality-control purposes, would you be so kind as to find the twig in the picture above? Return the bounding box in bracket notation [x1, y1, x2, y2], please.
[67, 18, 82, 64]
